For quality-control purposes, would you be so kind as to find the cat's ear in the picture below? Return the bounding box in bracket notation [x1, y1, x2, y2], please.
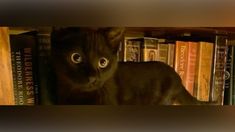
[51, 27, 81, 46]
[104, 27, 125, 52]
[51, 27, 70, 45]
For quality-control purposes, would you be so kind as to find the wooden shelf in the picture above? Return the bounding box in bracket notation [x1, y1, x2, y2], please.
[0, 27, 15, 105]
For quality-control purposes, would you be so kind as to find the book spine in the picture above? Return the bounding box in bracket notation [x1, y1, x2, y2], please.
[141, 38, 158, 62]
[210, 36, 228, 105]
[10, 33, 39, 105]
[38, 33, 51, 59]
[174, 41, 189, 87]
[167, 44, 175, 68]
[229, 40, 235, 105]
[37, 33, 51, 104]
[195, 42, 214, 101]
[233, 45, 235, 105]
[123, 38, 141, 62]
[223, 45, 233, 105]
[0, 27, 15, 105]
[123, 38, 128, 62]
[185, 42, 199, 96]
[158, 44, 169, 64]
[227, 40, 235, 105]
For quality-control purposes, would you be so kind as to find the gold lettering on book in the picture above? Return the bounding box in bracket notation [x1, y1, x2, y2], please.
[178, 45, 186, 78]
[24, 48, 34, 104]
[15, 51, 24, 105]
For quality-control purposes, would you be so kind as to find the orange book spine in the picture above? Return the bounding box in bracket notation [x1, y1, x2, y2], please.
[185, 42, 199, 96]
[174, 41, 189, 87]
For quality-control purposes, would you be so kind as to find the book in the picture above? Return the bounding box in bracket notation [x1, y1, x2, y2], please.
[210, 36, 228, 105]
[141, 37, 159, 62]
[174, 41, 189, 87]
[224, 40, 235, 105]
[158, 42, 169, 64]
[10, 31, 39, 105]
[167, 44, 175, 68]
[123, 38, 142, 62]
[37, 31, 52, 104]
[0, 27, 15, 105]
[185, 41, 199, 96]
[195, 42, 214, 101]
[232, 44, 235, 105]
[223, 45, 234, 105]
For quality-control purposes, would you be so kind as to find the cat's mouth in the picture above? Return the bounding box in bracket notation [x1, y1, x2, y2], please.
[77, 81, 102, 92]
[87, 83, 100, 91]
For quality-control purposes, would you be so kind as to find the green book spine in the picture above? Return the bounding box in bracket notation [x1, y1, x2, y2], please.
[37, 33, 52, 104]
[223, 45, 233, 105]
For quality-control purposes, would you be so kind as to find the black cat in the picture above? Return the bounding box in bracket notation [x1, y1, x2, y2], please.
[47, 27, 216, 105]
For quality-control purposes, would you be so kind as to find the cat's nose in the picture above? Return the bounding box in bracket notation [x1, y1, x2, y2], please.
[89, 77, 97, 84]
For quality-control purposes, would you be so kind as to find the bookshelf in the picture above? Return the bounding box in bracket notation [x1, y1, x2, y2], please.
[1, 27, 235, 105]
[0, 27, 14, 105]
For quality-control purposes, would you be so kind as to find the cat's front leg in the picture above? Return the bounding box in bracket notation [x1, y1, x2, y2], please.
[101, 80, 119, 105]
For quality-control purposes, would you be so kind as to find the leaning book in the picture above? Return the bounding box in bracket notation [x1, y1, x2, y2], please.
[10, 31, 39, 105]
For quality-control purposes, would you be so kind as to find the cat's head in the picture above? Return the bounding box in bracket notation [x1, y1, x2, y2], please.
[51, 27, 125, 92]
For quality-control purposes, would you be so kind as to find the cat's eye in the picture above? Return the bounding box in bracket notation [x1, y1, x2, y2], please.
[98, 57, 109, 68]
[71, 53, 82, 64]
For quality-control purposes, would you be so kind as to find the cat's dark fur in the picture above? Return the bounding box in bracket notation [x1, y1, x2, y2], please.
[48, 27, 215, 105]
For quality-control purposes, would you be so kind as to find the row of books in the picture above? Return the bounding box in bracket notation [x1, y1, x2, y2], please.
[119, 37, 175, 68]
[119, 36, 231, 105]
[7, 29, 235, 105]
[174, 41, 213, 101]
